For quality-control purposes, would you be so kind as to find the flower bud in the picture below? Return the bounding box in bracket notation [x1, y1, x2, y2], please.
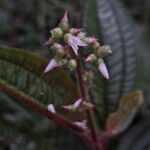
[82, 101, 95, 110]
[69, 28, 82, 34]
[82, 37, 89, 44]
[68, 59, 77, 70]
[64, 33, 72, 42]
[96, 45, 112, 58]
[44, 59, 61, 73]
[60, 59, 68, 65]
[83, 37, 98, 44]
[59, 11, 69, 31]
[44, 38, 53, 46]
[72, 120, 87, 130]
[50, 43, 63, 51]
[59, 21, 69, 32]
[93, 41, 100, 50]
[98, 58, 109, 79]
[51, 27, 63, 39]
[56, 49, 65, 57]
[85, 54, 97, 63]
[47, 104, 56, 113]
[77, 32, 86, 39]
[61, 10, 68, 22]
[63, 98, 82, 111]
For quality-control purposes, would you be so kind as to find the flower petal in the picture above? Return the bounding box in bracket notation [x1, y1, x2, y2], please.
[85, 55, 92, 63]
[62, 105, 74, 110]
[68, 39, 79, 55]
[73, 98, 82, 108]
[73, 36, 87, 46]
[61, 10, 68, 22]
[47, 104, 56, 113]
[44, 59, 60, 73]
[44, 38, 52, 46]
[62, 98, 82, 111]
[68, 35, 87, 55]
[98, 63, 109, 79]
[72, 120, 87, 130]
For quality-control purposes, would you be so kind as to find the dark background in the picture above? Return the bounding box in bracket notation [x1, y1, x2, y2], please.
[0, 0, 150, 149]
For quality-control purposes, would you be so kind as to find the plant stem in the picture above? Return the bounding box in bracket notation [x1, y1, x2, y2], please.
[76, 57, 98, 144]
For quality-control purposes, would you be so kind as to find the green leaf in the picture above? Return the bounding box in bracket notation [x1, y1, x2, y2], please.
[84, 0, 137, 129]
[106, 90, 143, 133]
[0, 46, 78, 108]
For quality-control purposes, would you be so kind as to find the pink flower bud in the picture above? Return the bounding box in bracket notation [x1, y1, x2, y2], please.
[44, 38, 52, 46]
[73, 98, 82, 107]
[88, 37, 98, 43]
[63, 98, 82, 111]
[85, 54, 97, 63]
[98, 62, 109, 79]
[61, 10, 68, 22]
[44, 59, 60, 73]
[69, 28, 82, 34]
[47, 104, 56, 113]
[72, 120, 87, 130]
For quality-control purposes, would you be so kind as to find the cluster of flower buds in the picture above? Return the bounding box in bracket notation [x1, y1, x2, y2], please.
[44, 11, 111, 80]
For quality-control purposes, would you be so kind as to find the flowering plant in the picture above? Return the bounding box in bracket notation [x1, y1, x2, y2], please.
[44, 11, 113, 149]
[0, 10, 143, 150]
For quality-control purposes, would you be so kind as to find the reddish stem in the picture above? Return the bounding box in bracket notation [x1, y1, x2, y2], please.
[76, 57, 98, 145]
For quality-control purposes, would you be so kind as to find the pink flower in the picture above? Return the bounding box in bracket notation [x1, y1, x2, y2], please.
[44, 59, 61, 73]
[72, 120, 87, 130]
[98, 62, 109, 79]
[61, 10, 68, 22]
[47, 104, 56, 113]
[63, 98, 82, 110]
[68, 36, 87, 55]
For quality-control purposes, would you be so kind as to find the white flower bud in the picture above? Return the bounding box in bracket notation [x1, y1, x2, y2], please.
[64, 33, 72, 42]
[50, 43, 63, 51]
[77, 32, 86, 39]
[93, 41, 100, 50]
[51, 27, 63, 39]
[59, 11, 69, 31]
[96, 45, 112, 57]
[68, 59, 77, 70]
[69, 28, 82, 34]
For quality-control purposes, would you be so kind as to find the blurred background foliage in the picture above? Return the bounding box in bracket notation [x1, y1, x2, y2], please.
[0, 0, 150, 149]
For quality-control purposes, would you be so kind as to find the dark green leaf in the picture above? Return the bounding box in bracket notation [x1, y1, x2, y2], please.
[0, 46, 78, 110]
[84, 0, 137, 129]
